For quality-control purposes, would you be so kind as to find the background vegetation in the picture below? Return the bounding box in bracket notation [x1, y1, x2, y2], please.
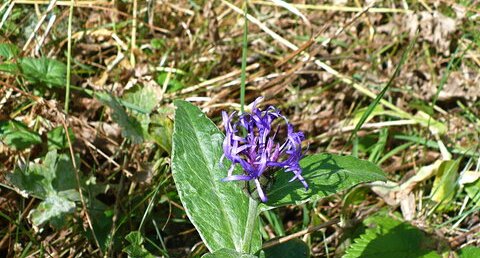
[0, 0, 479, 257]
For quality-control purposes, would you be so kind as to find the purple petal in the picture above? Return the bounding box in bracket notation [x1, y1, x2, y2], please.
[222, 175, 253, 181]
[220, 97, 307, 202]
[255, 179, 267, 202]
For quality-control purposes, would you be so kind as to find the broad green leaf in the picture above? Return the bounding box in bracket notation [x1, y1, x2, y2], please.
[9, 150, 58, 198]
[0, 120, 42, 150]
[344, 214, 441, 258]
[123, 85, 159, 139]
[0, 43, 19, 60]
[202, 248, 258, 258]
[266, 154, 386, 207]
[52, 152, 80, 192]
[47, 126, 76, 150]
[30, 193, 76, 228]
[96, 92, 144, 144]
[122, 231, 155, 258]
[123, 85, 159, 114]
[263, 239, 309, 258]
[172, 100, 261, 253]
[8, 150, 79, 227]
[459, 246, 480, 258]
[19, 57, 66, 87]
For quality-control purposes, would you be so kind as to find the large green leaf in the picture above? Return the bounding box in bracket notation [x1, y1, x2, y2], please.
[8, 150, 80, 227]
[19, 57, 66, 87]
[172, 100, 261, 253]
[266, 154, 386, 207]
[0, 120, 42, 150]
[29, 192, 76, 228]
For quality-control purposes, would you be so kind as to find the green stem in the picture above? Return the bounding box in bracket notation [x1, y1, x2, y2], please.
[239, 1, 248, 114]
[64, 0, 74, 113]
[242, 197, 259, 254]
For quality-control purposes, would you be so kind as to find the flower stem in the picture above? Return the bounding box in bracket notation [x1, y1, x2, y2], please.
[242, 196, 259, 254]
[239, 1, 248, 114]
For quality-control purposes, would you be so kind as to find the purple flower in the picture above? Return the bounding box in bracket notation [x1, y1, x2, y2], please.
[220, 97, 308, 202]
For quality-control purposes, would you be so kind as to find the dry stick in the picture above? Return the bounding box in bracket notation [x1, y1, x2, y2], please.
[60, 119, 103, 256]
[262, 218, 340, 249]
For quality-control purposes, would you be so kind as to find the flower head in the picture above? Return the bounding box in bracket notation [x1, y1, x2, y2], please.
[221, 98, 308, 202]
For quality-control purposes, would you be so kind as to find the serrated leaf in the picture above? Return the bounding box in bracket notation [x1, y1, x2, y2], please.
[122, 85, 159, 139]
[263, 239, 309, 258]
[122, 231, 155, 258]
[0, 120, 42, 150]
[96, 92, 144, 144]
[0, 43, 19, 60]
[266, 154, 386, 207]
[19, 57, 66, 87]
[172, 100, 261, 253]
[9, 150, 58, 198]
[202, 248, 258, 258]
[344, 214, 441, 258]
[123, 85, 159, 114]
[8, 150, 79, 227]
